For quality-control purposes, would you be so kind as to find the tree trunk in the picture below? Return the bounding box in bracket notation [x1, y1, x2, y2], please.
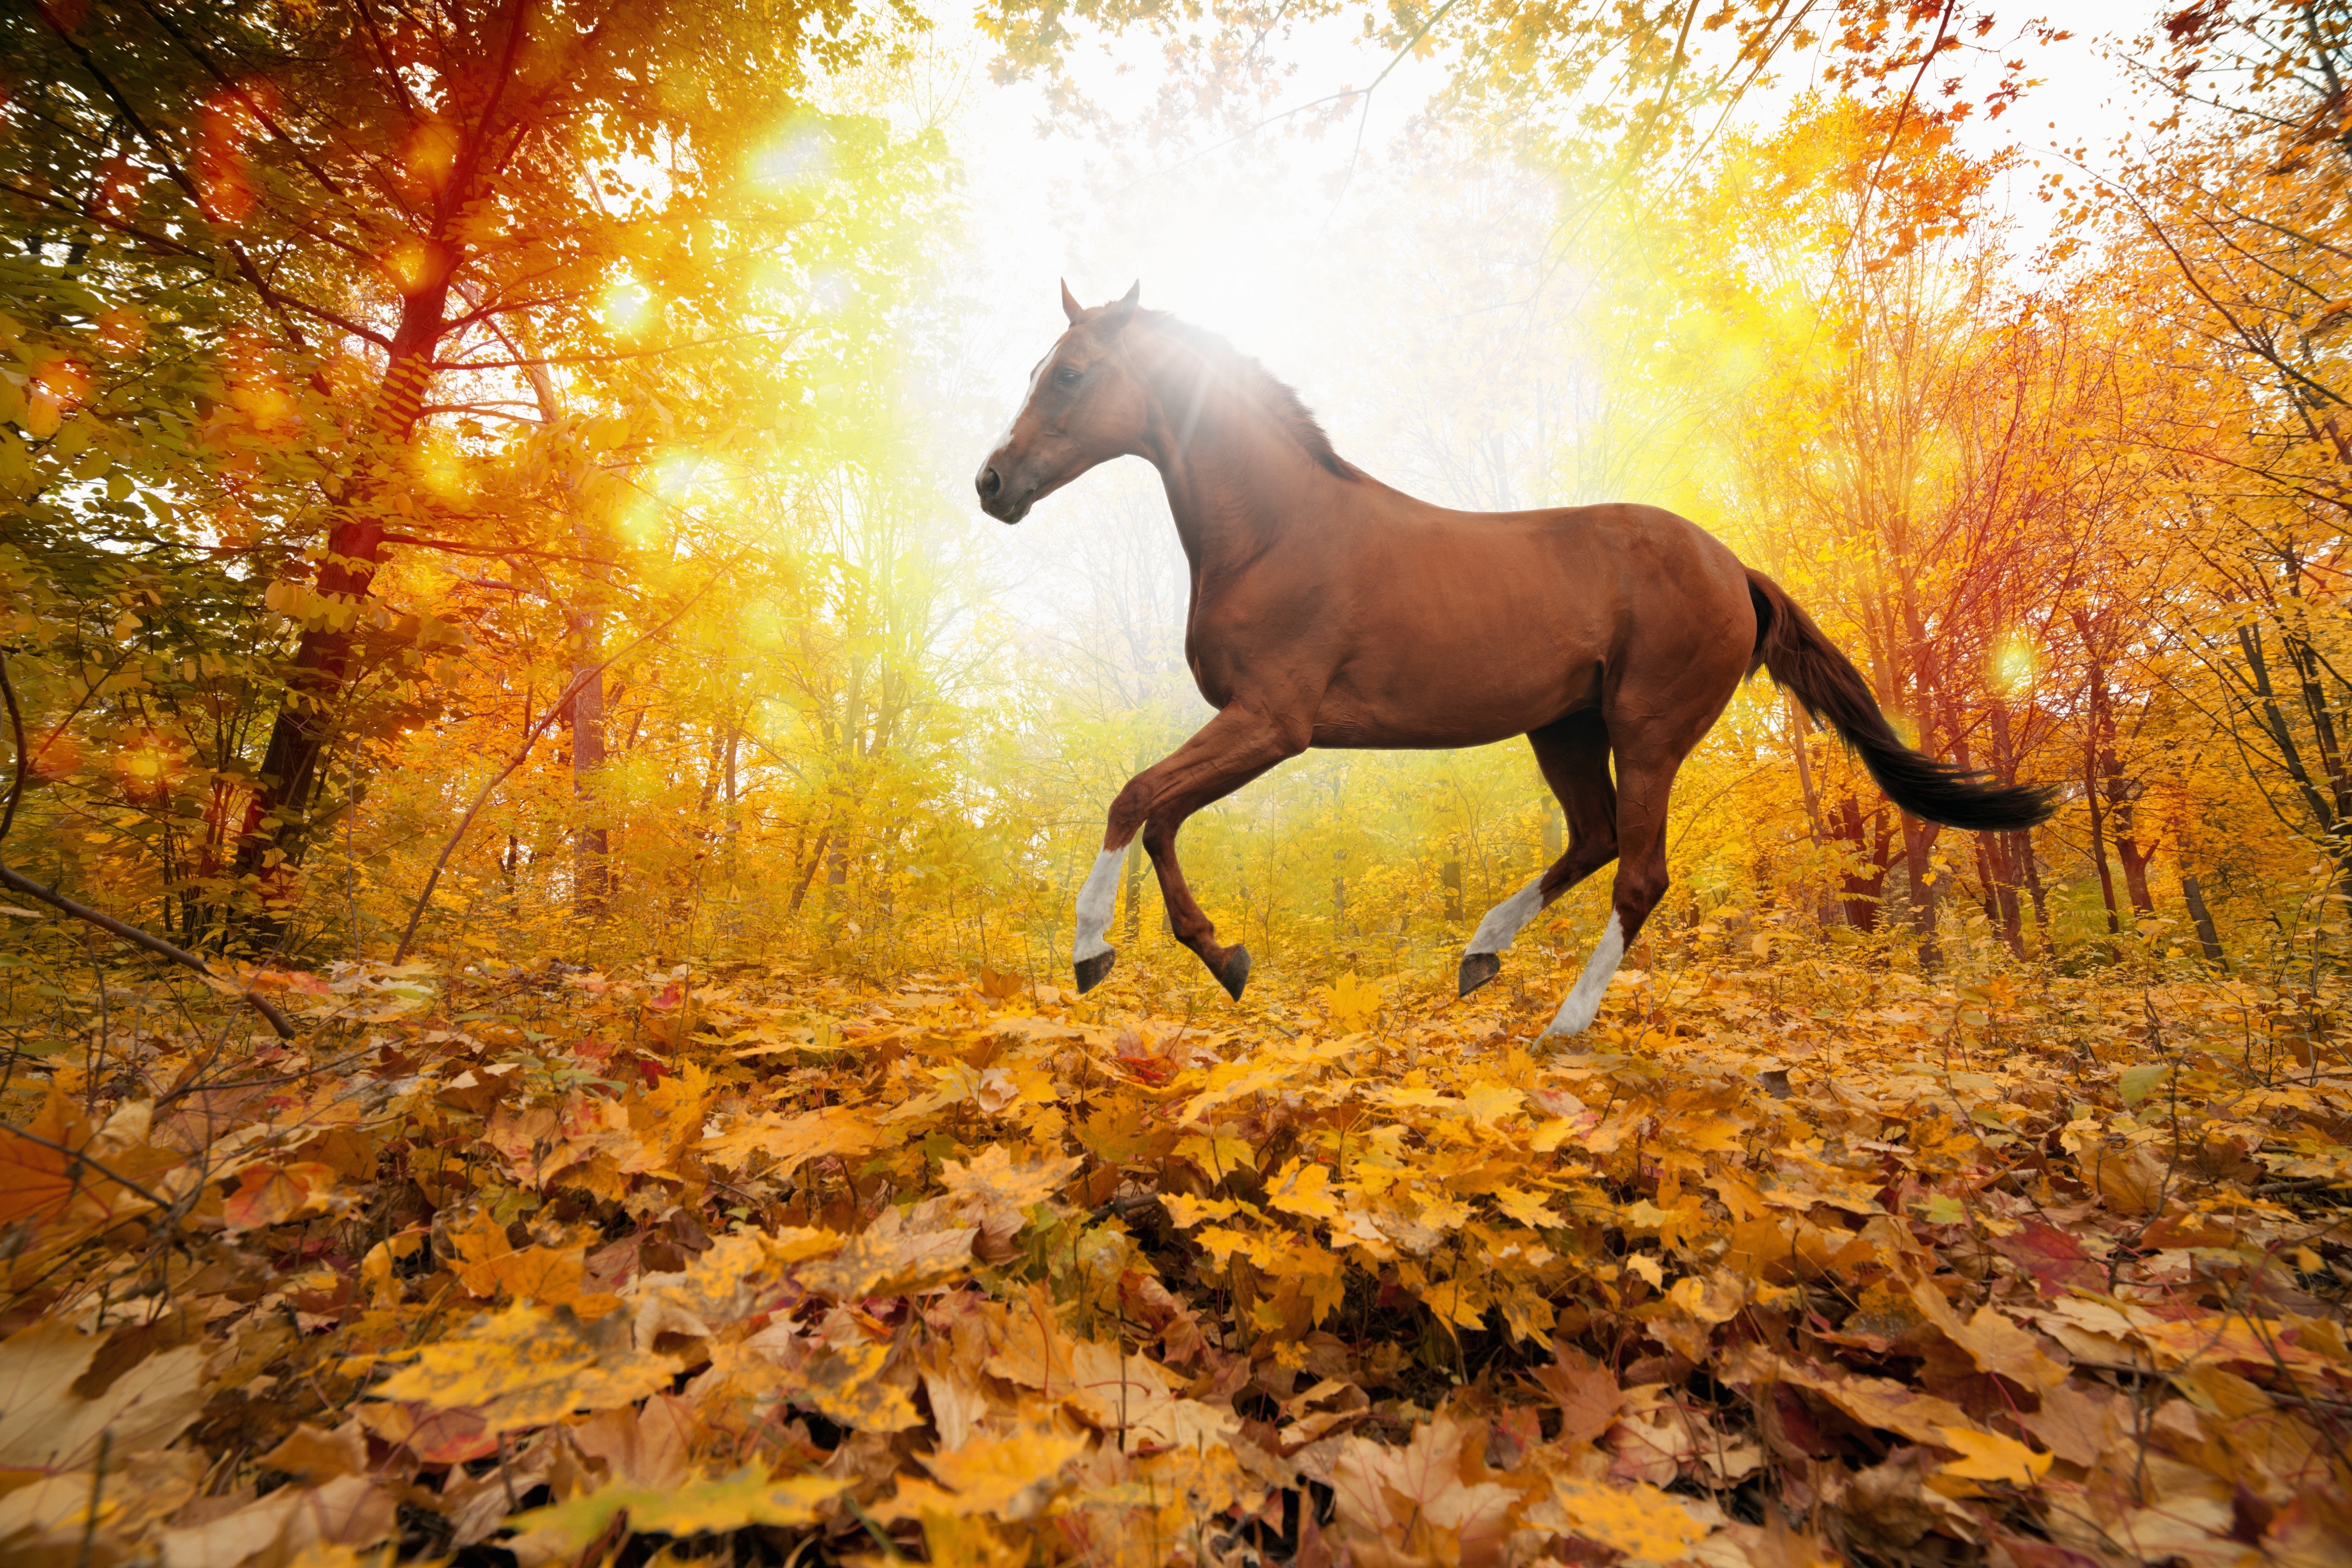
[2085, 737, 2122, 939]
[789, 828, 830, 914]
[231, 279, 451, 902]
[2180, 873, 2227, 967]
[570, 637, 610, 921]
[1789, 695, 1840, 927]
[2017, 829, 2050, 932]
[1834, 797, 1893, 931]
[2114, 830, 2156, 917]
[1901, 811, 1941, 967]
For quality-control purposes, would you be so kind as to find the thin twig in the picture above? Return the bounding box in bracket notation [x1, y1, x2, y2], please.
[393, 580, 714, 961]
[5, 1125, 175, 1213]
[0, 865, 296, 1040]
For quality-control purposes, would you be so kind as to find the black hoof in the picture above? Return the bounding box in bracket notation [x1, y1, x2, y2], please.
[1074, 949, 1115, 994]
[1216, 945, 1251, 1002]
[1458, 951, 1501, 997]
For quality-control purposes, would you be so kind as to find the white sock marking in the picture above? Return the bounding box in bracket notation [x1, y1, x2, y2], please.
[1466, 876, 1545, 956]
[1073, 847, 1124, 962]
[1543, 911, 1625, 1038]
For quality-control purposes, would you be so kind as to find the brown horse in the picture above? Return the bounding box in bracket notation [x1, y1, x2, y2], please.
[977, 283, 2052, 1037]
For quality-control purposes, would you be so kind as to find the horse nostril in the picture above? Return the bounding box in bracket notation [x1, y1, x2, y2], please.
[977, 465, 1003, 502]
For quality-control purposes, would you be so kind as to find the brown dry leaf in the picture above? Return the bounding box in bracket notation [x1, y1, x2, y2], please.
[221, 1162, 343, 1233]
[0, 1321, 204, 1476]
[1532, 1358, 1624, 1447]
[2083, 1142, 2169, 1216]
[1909, 1281, 2071, 1390]
[569, 1395, 696, 1491]
[154, 1475, 395, 1568]
[1330, 1416, 1517, 1568]
[2016, 1381, 2121, 1468]
[1720, 1347, 1978, 1447]
[255, 1423, 366, 1483]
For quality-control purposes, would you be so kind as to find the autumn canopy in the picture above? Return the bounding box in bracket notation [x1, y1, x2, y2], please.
[3, 3, 2352, 1567]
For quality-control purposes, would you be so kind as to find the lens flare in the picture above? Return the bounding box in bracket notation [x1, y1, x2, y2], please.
[1993, 634, 2036, 693]
[602, 281, 655, 336]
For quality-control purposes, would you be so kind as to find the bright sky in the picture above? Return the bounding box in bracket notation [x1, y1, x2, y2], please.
[926, 3, 2171, 636]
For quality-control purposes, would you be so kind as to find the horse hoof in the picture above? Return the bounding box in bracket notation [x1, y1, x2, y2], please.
[1217, 945, 1251, 1002]
[1458, 951, 1501, 997]
[1074, 949, 1115, 994]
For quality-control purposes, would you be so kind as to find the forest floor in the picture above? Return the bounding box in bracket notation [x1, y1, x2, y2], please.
[2, 942, 2349, 1568]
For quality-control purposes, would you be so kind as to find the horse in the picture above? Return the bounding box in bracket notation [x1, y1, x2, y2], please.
[975, 283, 2054, 1038]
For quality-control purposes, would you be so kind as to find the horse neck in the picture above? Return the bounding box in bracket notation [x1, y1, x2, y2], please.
[1128, 332, 1340, 584]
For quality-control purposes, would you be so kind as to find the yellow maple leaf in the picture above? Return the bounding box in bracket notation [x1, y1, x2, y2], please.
[1172, 1131, 1257, 1179]
[1935, 1425, 2052, 1487]
[372, 1304, 681, 1433]
[796, 1211, 975, 1301]
[790, 1340, 923, 1432]
[1541, 1475, 1712, 1565]
[1459, 1082, 1524, 1125]
[700, 1104, 885, 1175]
[1264, 1159, 1341, 1222]
[938, 1143, 1077, 1238]
[884, 1428, 1088, 1519]
[491, 1244, 587, 1306]
[508, 1466, 846, 1555]
[1493, 1185, 1555, 1227]
[1319, 972, 1382, 1033]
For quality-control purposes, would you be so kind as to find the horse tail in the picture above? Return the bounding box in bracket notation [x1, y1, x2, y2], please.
[1745, 568, 2055, 832]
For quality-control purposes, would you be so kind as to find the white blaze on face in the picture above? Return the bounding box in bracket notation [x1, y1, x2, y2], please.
[1544, 910, 1625, 1038]
[1073, 846, 1124, 961]
[1466, 876, 1544, 956]
[994, 354, 1051, 448]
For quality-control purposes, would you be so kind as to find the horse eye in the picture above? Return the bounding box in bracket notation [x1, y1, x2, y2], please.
[1054, 366, 1083, 388]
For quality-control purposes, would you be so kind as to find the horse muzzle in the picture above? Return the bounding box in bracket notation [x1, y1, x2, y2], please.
[974, 459, 1033, 523]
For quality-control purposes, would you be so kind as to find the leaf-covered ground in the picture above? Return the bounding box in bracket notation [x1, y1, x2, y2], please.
[4, 951, 2350, 1568]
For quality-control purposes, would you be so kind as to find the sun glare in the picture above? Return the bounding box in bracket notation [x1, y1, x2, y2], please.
[602, 280, 655, 336]
[1994, 634, 2037, 694]
[750, 124, 830, 192]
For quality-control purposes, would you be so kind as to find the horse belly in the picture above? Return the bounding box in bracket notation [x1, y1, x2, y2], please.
[1311, 626, 1605, 749]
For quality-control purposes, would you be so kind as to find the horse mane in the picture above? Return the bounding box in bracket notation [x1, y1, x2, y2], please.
[1138, 310, 1359, 481]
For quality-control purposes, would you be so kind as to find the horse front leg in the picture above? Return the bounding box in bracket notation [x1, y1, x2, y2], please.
[1071, 704, 1304, 999]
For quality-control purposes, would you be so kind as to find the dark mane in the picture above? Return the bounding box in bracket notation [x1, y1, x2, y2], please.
[1139, 310, 1359, 480]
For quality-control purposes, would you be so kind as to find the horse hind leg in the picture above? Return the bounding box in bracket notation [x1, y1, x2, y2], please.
[1459, 712, 1618, 997]
[1543, 747, 1681, 1039]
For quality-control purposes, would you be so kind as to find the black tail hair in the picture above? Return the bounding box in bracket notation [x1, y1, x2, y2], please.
[1746, 569, 2055, 833]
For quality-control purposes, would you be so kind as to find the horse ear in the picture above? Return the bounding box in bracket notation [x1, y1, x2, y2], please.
[1102, 280, 1141, 331]
[1060, 279, 1084, 324]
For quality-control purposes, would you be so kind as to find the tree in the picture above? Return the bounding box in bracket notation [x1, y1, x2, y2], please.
[1, 0, 919, 940]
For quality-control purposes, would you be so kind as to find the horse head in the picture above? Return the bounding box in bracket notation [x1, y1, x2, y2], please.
[975, 280, 1146, 523]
